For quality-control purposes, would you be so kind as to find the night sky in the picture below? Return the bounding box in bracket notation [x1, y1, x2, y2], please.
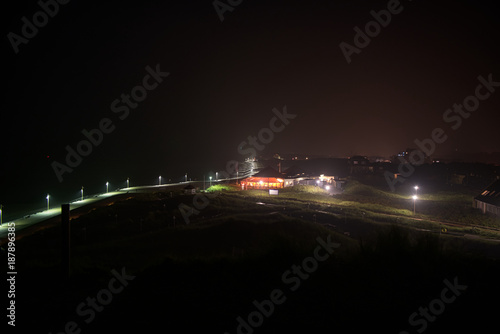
[2, 0, 500, 213]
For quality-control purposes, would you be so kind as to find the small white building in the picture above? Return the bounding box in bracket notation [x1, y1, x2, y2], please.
[473, 180, 500, 217]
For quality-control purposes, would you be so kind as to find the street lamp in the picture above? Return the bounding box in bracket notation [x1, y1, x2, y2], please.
[209, 176, 212, 187]
[127, 178, 129, 188]
[0, 205, 3, 226]
[414, 186, 419, 196]
[412, 195, 418, 214]
[106, 182, 109, 193]
[159, 176, 162, 185]
[81, 187, 84, 201]
[185, 173, 187, 182]
[46, 194, 50, 210]
[216, 172, 218, 181]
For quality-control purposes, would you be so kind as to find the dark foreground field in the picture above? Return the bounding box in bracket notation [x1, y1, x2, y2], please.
[8, 187, 500, 333]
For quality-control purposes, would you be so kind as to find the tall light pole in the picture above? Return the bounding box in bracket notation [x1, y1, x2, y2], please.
[185, 173, 187, 182]
[216, 172, 218, 181]
[127, 178, 129, 188]
[236, 170, 239, 184]
[0, 205, 3, 226]
[81, 187, 84, 201]
[413, 195, 418, 215]
[209, 176, 212, 187]
[414, 186, 419, 196]
[159, 176, 162, 185]
[46, 194, 50, 210]
[106, 182, 109, 193]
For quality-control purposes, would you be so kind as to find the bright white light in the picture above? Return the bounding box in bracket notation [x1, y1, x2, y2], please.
[325, 186, 330, 190]
[414, 186, 419, 190]
[412, 195, 418, 200]
[316, 180, 320, 184]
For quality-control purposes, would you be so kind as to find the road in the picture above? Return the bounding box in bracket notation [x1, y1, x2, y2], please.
[0, 181, 218, 240]
[0, 160, 259, 241]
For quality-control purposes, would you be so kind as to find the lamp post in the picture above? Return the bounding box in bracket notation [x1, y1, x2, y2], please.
[209, 176, 212, 187]
[414, 185, 419, 196]
[0, 205, 3, 226]
[46, 194, 50, 210]
[412, 195, 418, 215]
[185, 173, 187, 182]
[127, 178, 129, 188]
[216, 172, 218, 181]
[159, 176, 162, 185]
[81, 187, 84, 201]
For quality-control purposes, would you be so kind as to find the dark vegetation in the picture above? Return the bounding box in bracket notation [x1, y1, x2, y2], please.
[12, 185, 500, 333]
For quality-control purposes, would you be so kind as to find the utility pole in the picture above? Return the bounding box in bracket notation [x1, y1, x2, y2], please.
[61, 204, 71, 279]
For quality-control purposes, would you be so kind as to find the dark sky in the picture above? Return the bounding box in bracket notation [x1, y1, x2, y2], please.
[1, 0, 500, 211]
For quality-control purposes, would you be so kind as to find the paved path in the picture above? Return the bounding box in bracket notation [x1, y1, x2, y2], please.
[0, 181, 210, 240]
[0, 191, 128, 240]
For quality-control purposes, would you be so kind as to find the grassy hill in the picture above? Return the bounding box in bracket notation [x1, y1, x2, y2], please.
[10, 183, 500, 333]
